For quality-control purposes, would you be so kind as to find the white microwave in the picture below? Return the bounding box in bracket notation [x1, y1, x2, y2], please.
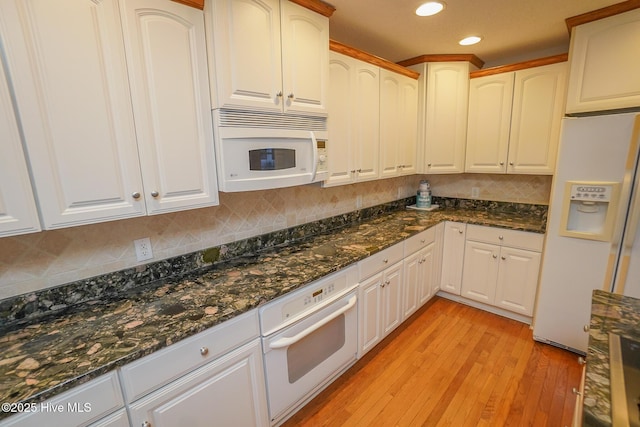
[214, 125, 328, 192]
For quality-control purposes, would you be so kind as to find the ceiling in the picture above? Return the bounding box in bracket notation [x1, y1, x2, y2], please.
[326, 0, 623, 68]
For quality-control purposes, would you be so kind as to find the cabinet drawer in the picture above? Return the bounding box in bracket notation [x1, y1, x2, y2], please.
[466, 224, 543, 252]
[404, 226, 436, 256]
[120, 309, 259, 403]
[358, 243, 404, 280]
[0, 372, 123, 427]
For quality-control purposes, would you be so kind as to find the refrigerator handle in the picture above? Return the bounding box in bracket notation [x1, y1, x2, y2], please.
[611, 116, 640, 293]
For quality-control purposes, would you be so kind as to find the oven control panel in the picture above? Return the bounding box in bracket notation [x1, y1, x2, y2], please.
[259, 265, 358, 336]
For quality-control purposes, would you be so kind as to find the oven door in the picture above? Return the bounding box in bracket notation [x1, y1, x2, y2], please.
[216, 127, 325, 192]
[262, 290, 358, 424]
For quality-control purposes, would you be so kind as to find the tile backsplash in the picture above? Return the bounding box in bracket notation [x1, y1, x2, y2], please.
[0, 174, 551, 299]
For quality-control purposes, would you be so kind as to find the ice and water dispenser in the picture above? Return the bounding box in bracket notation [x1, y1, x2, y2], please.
[559, 181, 620, 241]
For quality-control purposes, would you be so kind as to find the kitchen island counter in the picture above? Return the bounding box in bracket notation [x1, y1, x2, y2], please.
[0, 199, 546, 413]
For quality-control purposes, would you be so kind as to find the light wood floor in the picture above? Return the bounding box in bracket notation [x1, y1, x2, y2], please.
[282, 297, 583, 427]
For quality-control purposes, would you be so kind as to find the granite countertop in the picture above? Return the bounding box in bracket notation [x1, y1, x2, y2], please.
[584, 290, 640, 426]
[0, 204, 546, 414]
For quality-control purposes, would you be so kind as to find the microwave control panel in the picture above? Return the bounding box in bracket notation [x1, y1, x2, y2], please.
[317, 139, 328, 172]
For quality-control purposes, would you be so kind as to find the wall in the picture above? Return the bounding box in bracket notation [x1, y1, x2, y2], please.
[0, 174, 551, 300]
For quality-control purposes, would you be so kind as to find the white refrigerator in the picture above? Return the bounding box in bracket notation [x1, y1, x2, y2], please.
[533, 112, 640, 354]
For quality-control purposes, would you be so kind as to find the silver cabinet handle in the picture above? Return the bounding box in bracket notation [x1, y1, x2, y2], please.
[150, 191, 159, 198]
[583, 325, 590, 332]
[200, 346, 209, 356]
[132, 191, 141, 199]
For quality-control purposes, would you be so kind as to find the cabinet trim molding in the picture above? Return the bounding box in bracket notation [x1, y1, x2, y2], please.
[470, 54, 568, 78]
[289, 0, 336, 17]
[565, 0, 640, 32]
[329, 39, 420, 79]
[171, 0, 204, 9]
[397, 54, 485, 70]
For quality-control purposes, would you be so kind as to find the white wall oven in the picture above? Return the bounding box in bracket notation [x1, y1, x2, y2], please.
[259, 266, 358, 425]
[213, 110, 328, 192]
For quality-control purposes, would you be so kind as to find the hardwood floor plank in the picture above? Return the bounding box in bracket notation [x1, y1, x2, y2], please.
[281, 297, 582, 427]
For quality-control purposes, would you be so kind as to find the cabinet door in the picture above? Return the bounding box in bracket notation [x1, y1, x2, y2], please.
[129, 339, 269, 427]
[566, 8, 640, 114]
[460, 240, 500, 304]
[418, 242, 436, 306]
[121, 0, 219, 214]
[494, 247, 541, 316]
[466, 72, 514, 173]
[358, 273, 383, 357]
[280, 0, 328, 115]
[424, 62, 469, 174]
[0, 0, 145, 229]
[206, 0, 282, 112]
[0, 53, 40, 237]
[508, 63, 566, 175]
[324, 52, 355, 186]
[403, 251, 421, 320]
[440, 222, 466, 295]
[382, 261, 403, 336]
[398, 75, 418, 175]
[379, 69, 401, 178]
[353, 61, 380, 182]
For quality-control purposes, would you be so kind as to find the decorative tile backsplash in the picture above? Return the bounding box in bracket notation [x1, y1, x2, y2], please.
[0, 174, 551, 300]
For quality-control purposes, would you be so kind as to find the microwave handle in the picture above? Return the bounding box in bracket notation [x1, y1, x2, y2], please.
[310, 131, 318, 182]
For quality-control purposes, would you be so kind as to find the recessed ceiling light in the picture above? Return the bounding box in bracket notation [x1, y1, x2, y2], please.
[459, 36, 482, 46]
[416, 1, 445, 17]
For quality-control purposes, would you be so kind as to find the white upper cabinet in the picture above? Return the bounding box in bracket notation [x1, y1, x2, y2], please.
[410, 61, 471, 174]
[508, 62, 566, 174]
[566, 8, 640, 114]
[0, 54, 40, 238]
[0, 0, 146, 229]
[324, 52, 380, 187]
[380, 69, 418, 178]
[120, 0, 219, 214]
[466, 60, 566, 175]
[207, 0, 328, 115]
[465, 72, 514, 174]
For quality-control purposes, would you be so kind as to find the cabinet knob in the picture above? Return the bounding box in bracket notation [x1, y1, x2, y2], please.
[383, 259, 389, 264]
[583, 325, 590, 332]
[458, 229, 463, 234]
[509, 162, 514, 166]
[357, 169, 362, 173]
[287, 93, 294, 99]
[578, 357, 586, 365]
[427, 163, 432, 167]
[572, 387, 582, 396]
[200, 346, 209, 356]
[132, 191, 141, 199]
[501, 256, 506, 260]
[142, 422, 151, 427]
[150, 191, 159, 198]
[421, 239, 426, 244]
[499, 235, 504, 240]
[492, 254, 498, 259]
[499, 161, 504, 166]
[276, 91, 283, 98]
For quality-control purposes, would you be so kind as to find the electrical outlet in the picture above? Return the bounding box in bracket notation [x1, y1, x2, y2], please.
[134, 237, 153, 262]
[356, 195, 363, 209]
[471, 187, 480, 198]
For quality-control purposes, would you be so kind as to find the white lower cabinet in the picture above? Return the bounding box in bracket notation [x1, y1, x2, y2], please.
[403, 227, 438, 319]
[0, 372, 125, 427]
[460, 225, 543, 317]
[128, 339, 267, 427]
[440, 222, 466, 295]
[358, 244, 404, 357]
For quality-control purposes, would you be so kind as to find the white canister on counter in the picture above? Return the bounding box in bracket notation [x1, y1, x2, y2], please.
[416, 180, 432, 208]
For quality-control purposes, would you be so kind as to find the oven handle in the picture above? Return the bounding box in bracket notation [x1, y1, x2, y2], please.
[269, 295, 356, 350]
[310, 131, 318, 182]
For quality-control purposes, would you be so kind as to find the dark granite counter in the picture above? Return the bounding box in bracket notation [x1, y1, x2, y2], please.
[0, 199, 547, 416]
[583, 290, 640, 426]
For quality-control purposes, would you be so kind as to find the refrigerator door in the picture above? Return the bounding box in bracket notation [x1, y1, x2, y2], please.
[533, 113, 639, 354]
[612, 117, 640, 298]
